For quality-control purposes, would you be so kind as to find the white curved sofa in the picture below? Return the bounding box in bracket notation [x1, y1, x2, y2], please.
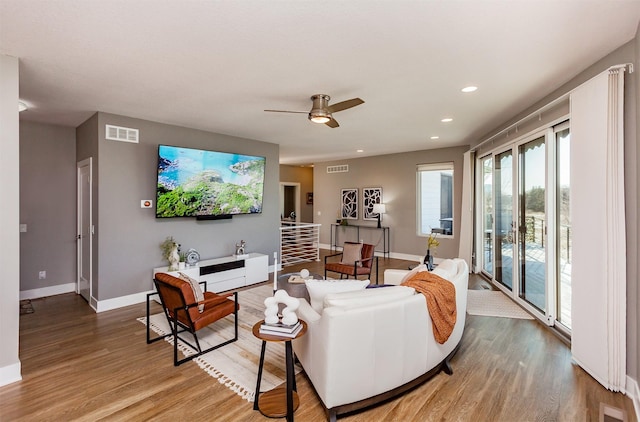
[293, 258, 469, 421]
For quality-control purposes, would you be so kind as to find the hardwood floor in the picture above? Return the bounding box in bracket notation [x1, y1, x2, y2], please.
[1, 251, 635, 421]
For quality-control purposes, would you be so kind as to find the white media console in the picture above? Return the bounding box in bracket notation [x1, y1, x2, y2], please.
[152, 252, 268, 293]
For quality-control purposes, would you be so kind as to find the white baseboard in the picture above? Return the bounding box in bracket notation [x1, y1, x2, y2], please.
[20, 282, 75, 300]
[95, 291, 151, 313]
[0, 361, 22, 387]
[627, 375, 640, 421]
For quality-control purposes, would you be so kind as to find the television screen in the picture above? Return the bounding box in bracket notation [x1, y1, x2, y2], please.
[156, 145, 266, 218]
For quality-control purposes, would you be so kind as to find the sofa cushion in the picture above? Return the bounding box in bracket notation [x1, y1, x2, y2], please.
[340, 242, 363, 266]
[323, 285, 415, 310]
[305, 279, 370, 313]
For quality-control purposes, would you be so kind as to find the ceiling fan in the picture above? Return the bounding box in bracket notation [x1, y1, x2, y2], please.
[264, 94, 364, 128]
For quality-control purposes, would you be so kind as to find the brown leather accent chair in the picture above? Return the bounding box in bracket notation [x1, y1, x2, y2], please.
[324, 242, 379, 284]
[147, 272, 239, 366]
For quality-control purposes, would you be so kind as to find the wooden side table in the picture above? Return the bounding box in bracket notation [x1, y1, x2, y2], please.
[253, 319, 307, 422]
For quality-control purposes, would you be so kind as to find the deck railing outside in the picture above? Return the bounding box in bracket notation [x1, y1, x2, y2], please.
[279, 222, 321, 266]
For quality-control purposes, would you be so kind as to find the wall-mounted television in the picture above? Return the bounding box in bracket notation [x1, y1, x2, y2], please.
[156, 145, 266, 219]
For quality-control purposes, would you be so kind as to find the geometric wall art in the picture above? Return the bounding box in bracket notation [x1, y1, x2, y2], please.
[363, 187, 382, 220]
[341, 188, 358, 220]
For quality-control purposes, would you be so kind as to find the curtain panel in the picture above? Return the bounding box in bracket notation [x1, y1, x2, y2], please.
[570, 66, 627, 392]
[458, 150, 474, 268]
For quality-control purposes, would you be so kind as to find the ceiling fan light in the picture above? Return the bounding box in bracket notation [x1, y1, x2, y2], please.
[310, 115, 330, 124]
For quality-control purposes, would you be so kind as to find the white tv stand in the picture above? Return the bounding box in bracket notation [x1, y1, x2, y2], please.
[152, 252, 268, 293]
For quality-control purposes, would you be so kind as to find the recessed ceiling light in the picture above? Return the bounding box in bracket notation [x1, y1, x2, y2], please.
[461, 86, 478, 93]
[441, 118, 453, 123]
[356, 149, 364, 153]
[430, 136, 439, 140]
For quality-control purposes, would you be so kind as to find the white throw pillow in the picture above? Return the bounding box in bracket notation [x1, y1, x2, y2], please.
[178, 272, 204, 312]
[432, 259, 456, 280]
[305, 279, 370, 313]
[399, 264, 428, 284]
[323, 285, 415, 310]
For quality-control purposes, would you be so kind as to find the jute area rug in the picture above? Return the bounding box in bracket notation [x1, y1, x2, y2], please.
[137, 283, 301, 402]
[467, 289, 534, 320]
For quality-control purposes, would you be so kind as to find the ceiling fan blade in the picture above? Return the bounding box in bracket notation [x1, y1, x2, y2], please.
[264, 109, 308, 114]
[327, 98, 364, 113]
[325, 117, 340, 128]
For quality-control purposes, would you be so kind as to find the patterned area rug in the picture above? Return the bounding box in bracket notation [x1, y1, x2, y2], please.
[138, 283, 301, 402]
[467, 290, 534, 319]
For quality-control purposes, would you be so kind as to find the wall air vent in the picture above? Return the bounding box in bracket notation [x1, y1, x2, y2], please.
[326, 165, 349, 174]
[105, 124, 139, 143]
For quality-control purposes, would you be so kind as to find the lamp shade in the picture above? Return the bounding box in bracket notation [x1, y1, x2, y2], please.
[372, 203, 386, 214]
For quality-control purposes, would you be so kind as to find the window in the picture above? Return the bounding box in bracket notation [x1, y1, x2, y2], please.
[417, 162, 454, 236]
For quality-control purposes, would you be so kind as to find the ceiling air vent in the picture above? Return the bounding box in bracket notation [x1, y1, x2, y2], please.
[326, 164, 349, 174]
[105, 124, 139, 143]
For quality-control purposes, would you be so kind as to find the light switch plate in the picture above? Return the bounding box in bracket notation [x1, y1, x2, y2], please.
[19, 224, 27, 232]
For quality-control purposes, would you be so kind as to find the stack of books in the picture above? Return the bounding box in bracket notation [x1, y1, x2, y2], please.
[259, 320, 302, 338]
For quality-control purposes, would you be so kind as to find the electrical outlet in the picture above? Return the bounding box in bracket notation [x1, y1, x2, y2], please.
[38, 271, 46, 279]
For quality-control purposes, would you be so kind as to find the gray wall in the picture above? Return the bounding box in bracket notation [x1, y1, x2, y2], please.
[280, 165, 314, 223]
[469, 37, 640, 387]
[313, 146, 468, 260]
[87, 112, 280, 301]
[20, 122, 76, 292]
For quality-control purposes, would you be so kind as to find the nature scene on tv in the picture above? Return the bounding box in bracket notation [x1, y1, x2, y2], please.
[156, 145, 265, 218]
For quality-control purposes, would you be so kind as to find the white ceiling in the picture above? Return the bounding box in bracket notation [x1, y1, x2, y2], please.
[2, 1, 640, 164]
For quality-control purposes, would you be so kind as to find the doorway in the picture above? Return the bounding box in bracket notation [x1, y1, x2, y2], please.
[279, 182, 300, 222]
[77, 158, 92, 303]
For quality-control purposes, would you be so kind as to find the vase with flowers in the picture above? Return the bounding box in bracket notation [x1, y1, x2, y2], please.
[423, 233, 439, 271]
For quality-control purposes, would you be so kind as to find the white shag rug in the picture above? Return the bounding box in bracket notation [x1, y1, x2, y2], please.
[467, 289, 534, 320]
[138, 283, 301, 402]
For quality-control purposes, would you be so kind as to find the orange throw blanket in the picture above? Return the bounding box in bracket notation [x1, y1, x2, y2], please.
[401, 271, 457, 344]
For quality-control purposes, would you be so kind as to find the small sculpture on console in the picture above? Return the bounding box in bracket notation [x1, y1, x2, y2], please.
[160, 236, 181, 271]
[235, 240, 246, 256]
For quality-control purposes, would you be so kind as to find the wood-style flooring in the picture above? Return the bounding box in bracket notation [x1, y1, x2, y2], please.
[1, 251, 636, 421]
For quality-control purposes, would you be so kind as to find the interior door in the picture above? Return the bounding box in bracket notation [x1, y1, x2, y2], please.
[77, 158, 92, 302]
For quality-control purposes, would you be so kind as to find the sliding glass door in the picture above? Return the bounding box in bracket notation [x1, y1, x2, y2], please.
[482, 157, 494, 275]
[518, 136, 546, 311]
[556, 126, 571, 329]
[478, 122, 571, 330]
[494, 150, 514, 290]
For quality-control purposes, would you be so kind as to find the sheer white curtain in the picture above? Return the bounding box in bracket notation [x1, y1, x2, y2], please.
[458, 150, 474, 267]
[570, 66, 627, 391]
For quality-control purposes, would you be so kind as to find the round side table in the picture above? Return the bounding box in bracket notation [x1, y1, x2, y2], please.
[253, 319, 307, 422]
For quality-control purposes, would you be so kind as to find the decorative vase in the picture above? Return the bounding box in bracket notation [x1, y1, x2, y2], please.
[423, 249, 434, 271]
